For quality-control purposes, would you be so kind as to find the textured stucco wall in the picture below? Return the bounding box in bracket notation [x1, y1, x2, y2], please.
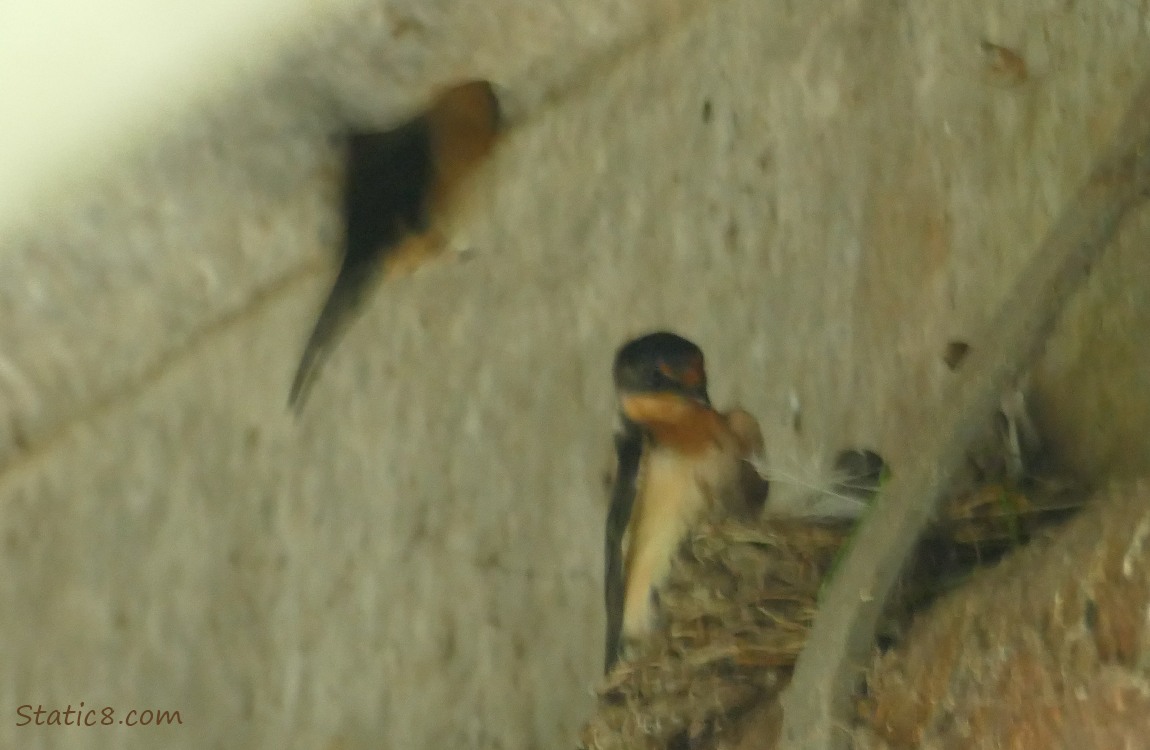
[3, 0, 1149, 748]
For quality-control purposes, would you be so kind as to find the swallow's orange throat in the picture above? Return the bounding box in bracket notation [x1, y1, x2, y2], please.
[619, 392, 728, 455]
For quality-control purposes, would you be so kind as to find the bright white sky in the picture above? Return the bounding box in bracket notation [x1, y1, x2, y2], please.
[0, 0, 321, 227]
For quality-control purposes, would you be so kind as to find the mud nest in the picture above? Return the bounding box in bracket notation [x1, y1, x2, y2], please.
[579, 476, 1084, 750]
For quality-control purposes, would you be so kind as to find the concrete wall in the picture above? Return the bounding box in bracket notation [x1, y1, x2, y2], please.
[3, 0, 1149, 748]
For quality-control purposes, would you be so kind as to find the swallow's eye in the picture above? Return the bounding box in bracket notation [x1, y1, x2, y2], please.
[656, 360, 679, 382]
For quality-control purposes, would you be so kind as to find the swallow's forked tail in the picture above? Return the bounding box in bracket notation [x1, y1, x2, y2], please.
[288, 257, 378, 414]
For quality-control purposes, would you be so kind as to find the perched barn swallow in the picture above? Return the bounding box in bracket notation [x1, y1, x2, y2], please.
[603, 332, 768, 672]
[288, 79, 503, 411]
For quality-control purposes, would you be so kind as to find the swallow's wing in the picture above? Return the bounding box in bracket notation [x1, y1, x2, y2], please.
[722, 408, 770, 516]
[287, 121, 435, 412]
[343, 122, 435, 263]
[736, 459, 771, 516]
[603, 420, 644, 673]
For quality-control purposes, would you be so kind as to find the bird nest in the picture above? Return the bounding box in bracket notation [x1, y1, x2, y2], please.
[581, 518, 840, 749]
[579, 475, 1083, 750]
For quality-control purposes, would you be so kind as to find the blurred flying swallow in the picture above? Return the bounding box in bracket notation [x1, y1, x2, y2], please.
[288, 79, 503, 411]
[603, 332, 767, 672]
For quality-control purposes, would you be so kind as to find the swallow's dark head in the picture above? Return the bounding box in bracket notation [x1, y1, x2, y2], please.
[613, 331, 710, 406]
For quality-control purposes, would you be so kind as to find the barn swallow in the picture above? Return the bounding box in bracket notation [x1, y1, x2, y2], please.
[603, 332, 768, 672]
[288, 79, 503, 411]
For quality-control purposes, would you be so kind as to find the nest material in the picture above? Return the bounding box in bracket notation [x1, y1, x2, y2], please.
[579, 478, 1084, 750]
[580, 388, 1086, 750]
[855, 480, 1150, 749]
[582, 518, 844, 750]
